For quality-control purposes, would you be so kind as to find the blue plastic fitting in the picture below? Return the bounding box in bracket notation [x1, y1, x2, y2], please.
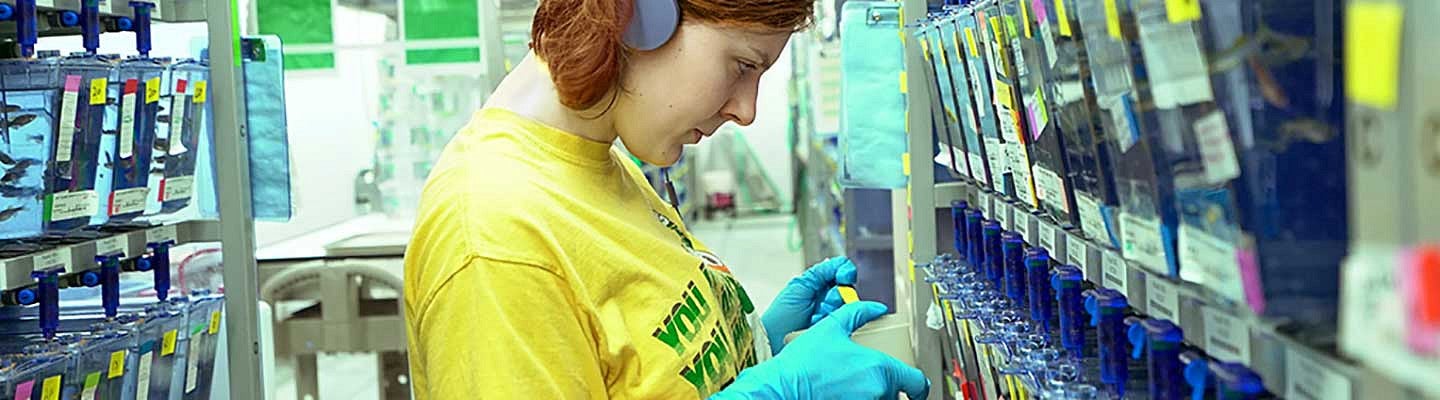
[1002, 234, 1026, 306]
[965, 209, 984, 268]
[982, 221, 1002, 285]
[1137, 318, 1187, 400]
[1026, 250, 1055, 332]
[1084, 288, 1129, 396]
[128, 1, 152, 56]
[952, 200, 968, 254]
[80, 270, 100, 287]
[31, 268, 62, 340]
[0, 4, 14, 20]
[16, 0, 37, 57]
[117, 16, 132, 30]
[1051, 265, 1085, 356]
[98, 255, 121, 318]
[1211, 362, 1265, 400]
[80, 0, 99, 53]
[16, 287, 37, 305]
[1181, 351, 1211, 400]
[60, 10, 78, 26]
[147, 241, 174, 301]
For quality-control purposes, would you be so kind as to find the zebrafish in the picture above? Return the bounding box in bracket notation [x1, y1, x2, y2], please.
[0, 150, 13, 165]
[155, 115, 171, 124]
[5, 158, 39, 172]
[0, 104, 20, 113]
[0, 184, 42, 198]
[1, 114, 38, 130]
[26, 133, 43, 144]
[0, 205, 23, 222]
[102, 152, 113, 169]
[0, 169, 23, 184]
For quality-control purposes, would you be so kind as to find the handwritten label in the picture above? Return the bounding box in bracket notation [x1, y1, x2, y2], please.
[1033, 166, 1069, 214]
[969, 153, 989, 185]
[51, 189, 98, 222]
[1203, 307, 1251, 363]
[171, 100, 190, 152]
[109, 187, 148, 216]
[89, 78, 107, 105]
[147, 224, 178, 244]
[57, 76, 82, 163]
[109, 350, 126, 378]
[1121, 212, 1169, 275]
[145, 77, 161, 103]
[120, 80, 137, 158]
[185, 336, 202, 392]
[97, 235, 128, 258]
[1193, 111, 1241, 184]
[34, 247, 71, 271]
[161, 330, 178, 356]
[1102, 250, 1129, 293]
[193, 81, 208, 104]
[1178, 225, 1245, 302]
[1285, 349, 1354, 400]
[1147, 277, 1181, 322]
[1039, 221, 1057, 252]
[1067, 236, 1088, 269]
[1076, 193, 1108, 245]
[163, 176, 195, 201]
[136, 351, 153, 400]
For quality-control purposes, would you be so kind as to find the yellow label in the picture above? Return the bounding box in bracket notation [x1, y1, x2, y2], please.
[1165, 0, 1202, 24]
[1105, 0, 1122, 39]
[902, 152, 912, 176]
[951, 31, 964, 60]
[88, 78, 107, 105]
[994, 80, 1014, 108]
[909, 259, 916, 282]
[899, 71, 908, 94]
[908, 231, 915, 254]
[145, 77, 160, 103]
[990, 17, 1003, 41]
[161, 330, 177, 356]
[1055, 0, 1073, 37]
[41, 375, 60, 400]
[943, 301, 955, 321]
[921, 38, 932, 60]
[208, 311, 222, 334]
[108, 350, 125, 378]
[965, 28, 979, 57]
[1021, 0, 1032, 38]
[193, 81, 208, 104]
[1345, 2, 1403, 110]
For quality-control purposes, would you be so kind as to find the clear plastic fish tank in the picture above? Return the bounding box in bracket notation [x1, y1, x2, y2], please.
[133, 301, 185, 400]
[74, 323, 141, 400]
[157, 58, 206, 214]
[103, 56, 163, 226]
[0, 335, 77, 400]
[179, 293, 221, 399]
[0, 55, 61, 242]
[43, 52, 112, 235]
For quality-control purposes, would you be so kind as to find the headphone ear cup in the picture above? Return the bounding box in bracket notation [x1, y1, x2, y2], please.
[623, 0, 680, 51]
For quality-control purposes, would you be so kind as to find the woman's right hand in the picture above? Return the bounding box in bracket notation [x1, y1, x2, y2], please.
[711, 301, 931, 400]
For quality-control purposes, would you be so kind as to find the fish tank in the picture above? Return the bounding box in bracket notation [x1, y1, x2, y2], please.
[103, 56, 163, 226]
[979, 0, 1040, 209]
[75, 322, 141, 400]
[157, 58, 206, 214]
[179, 293, 221, 399]
[132, 301, 185, 400]
[939, 10, 993, 188]
[0, 334, 79, 400]
[958, 10, 1013, 197]
[43, 52, 112, 236]
[0, 55, 61, 242]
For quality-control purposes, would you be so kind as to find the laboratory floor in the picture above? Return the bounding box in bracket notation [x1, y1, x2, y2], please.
[267, 213, 805, 400]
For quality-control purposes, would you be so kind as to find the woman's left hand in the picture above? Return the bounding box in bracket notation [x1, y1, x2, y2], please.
[760, 256, 857, 355]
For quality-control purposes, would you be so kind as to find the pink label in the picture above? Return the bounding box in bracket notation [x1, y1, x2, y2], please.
[1237, 248, 1265, 315]
[1027, 103, 1043, 141]
[14, 379, 35, 399]
[64, 75, 82, 92]
[1032, 0, 1049, 24]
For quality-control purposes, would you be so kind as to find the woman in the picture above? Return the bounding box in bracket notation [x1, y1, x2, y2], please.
[402, 0, 930, 398]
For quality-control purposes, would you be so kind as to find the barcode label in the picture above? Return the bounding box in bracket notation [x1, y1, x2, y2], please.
[1102, 250, 1128, 293]
[34, 247, 70, 271]
[1076, 193, 1109, 245]
[1285, 349, 1353, 400]
[1203, 307, 1251, 363]
[136, 351, 153, 400]
[147, 224, 178, 244]
[1120, 212, 1169, 275]
[97, 235, 127, 258]
[1067, 237, 1088, 269]
[120, 80, 138, 158]
[1146, 277, 1181, 322]
[1039, 221, 1057, 251]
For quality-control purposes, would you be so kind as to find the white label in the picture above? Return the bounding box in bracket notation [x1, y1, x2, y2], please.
[997, 107, 1021, 141]
[108, 187, 148, 216]
[50, 190, 98, 221]
[1077, 193, 1109, 245]
[1039, 222, 1057, 252]
[1025, 213, 1041, 243]
[1193, 111, 1241, 184]
[96, 235, 127, 258]
[984, 137, 1007, 192]
[1011, 38, 1029, 77]
[1039, 21, 1059, 69]
[147, 224, 178, 244]
[1104, 96, 1138, 153]
[1102, 250, 1129, 293]
[185, 338, 201, 392]
[978, 192, 993, 218]
[1285, 349, 1353, 400]
[136, 351, 153, 400]
[163, 176, 194, 201]
[1135, 7, 1213, 108]
[1033, 166, 1069, 213]
[97, 0, 110, 9]
[1203, 307, 1251, 363]
[120, 87, 137, 159]
[1178, 225, 1246, 303]
[34, 247, 70, 271]
[170, 101, 190, 155]
[969, 153, 989, 185]
[1008, 144, 1036, 206]
[80, 380, 97, 400]
[57, 88, 79, 163]
[996, 202, 1011, 231]
[1120, 212, 1168, 275]
[152, 1, 163, 19]
[1146, 277, 1181, 322]
[1067, 237, 1089, 269]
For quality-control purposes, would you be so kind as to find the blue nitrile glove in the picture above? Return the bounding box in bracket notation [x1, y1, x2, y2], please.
[712, 301, 931, 400]
[761, 257, 858, 355]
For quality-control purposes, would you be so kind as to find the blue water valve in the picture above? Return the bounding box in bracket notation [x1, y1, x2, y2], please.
[1085, 288, 1129, 396]
[0, 4, 14, 20]
[1211, 361, 1265, 400]
[1181, 351, 1210, 400]
[1051, 265, 1086, 356]
[31, 267, 63, 339]
[982, 221, 1002, 285]
[965, 209, 984, 267]
[60, 10, 79, 26]
[146, 240, 175, 301]
[97, 254, 122, 318]
[116, 16, 132, 30]
[951, 200, 968, 254]
[1002, 233, 1026, 306]
[1025, 249, 1054, 332]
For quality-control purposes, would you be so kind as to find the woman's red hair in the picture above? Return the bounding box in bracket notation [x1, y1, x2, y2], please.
[530, 0, 813, 111]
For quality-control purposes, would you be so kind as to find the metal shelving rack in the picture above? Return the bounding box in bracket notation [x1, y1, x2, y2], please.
[894, 1, 1436, 399]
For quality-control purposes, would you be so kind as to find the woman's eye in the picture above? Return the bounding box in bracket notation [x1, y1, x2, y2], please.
[737, 61, 757, 75]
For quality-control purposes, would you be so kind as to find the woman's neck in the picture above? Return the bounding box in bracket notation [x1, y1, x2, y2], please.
[484, 53, 621, 144]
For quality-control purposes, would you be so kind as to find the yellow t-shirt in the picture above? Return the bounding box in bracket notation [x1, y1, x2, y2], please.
[404, 108, 764, 399]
